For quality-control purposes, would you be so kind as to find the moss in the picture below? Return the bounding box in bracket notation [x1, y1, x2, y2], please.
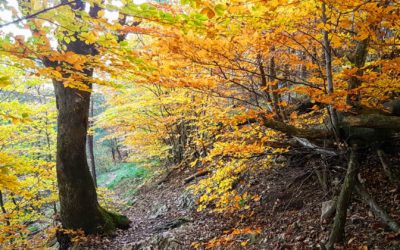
[98, 206, 130, 234]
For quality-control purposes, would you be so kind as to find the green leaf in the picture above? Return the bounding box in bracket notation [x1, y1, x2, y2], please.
[0, 76, 12, 88]
[214, 4, 226, 16]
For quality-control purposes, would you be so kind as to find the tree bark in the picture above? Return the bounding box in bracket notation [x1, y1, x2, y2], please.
[0, 190, 10, 226]
[268, 51, 283, 120]
[342, 114, 400, 131]
[326, 144, 360, 250]
[53, 76, 129, 250]
[48, 0, 129, 240]
[53, 76, 103, 232]
[321, 1, 340, 140]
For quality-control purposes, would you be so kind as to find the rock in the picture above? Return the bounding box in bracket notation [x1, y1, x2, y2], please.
[155, 217, 193, 232]
[124, 232, 183, 250]
[321, 199, 336, 222]
[176, 191, 196, 209]
[149, 204, 168, 219]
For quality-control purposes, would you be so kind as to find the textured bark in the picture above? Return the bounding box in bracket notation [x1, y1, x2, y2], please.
[260, 115, 331, 139]
[53, 76, 102, 232]
[54, 78, 130, 250]
[326, 145, 359, 250]
[45, 1, 129, 243]
[342, 114, 400, 131]
[346, 39, 369, 108]
[268, 52, 283, 120]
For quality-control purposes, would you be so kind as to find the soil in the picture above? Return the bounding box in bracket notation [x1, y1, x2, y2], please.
[86, 150, 400, 249]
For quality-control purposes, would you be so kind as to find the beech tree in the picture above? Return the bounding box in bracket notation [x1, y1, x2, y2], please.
[1, 0, 399, 249]
[0, 0, 134, 245]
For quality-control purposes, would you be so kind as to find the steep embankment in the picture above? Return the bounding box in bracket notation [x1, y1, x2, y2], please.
[88, 151, 400, 250]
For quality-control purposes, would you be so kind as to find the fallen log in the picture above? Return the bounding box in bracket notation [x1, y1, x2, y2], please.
[342, 114, 400, 131]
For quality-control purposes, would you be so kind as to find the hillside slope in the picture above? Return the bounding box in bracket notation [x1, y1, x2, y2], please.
[86, 151, 400, 250]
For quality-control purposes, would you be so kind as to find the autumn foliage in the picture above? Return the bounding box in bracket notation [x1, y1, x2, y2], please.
[0, 0, 399, 248]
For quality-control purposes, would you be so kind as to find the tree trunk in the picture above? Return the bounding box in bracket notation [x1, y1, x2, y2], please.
[269, 52, 283, 120]
[53, 77, 101, 232]
[326, 144, 360, 250]
[16, 0, 129, 244]
[321, 1, 339, 140]
[53, 76, 129, 244]
[88, 98, 97, 187]
[0, 190, 10, 226]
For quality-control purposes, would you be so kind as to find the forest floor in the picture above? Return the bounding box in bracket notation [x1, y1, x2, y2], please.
[85, 150, 400, 250]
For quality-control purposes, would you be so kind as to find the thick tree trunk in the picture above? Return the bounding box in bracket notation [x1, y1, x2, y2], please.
[53, 77, 129, 243]
[53, 78, 103, 233]
[326, 144, 360, 250]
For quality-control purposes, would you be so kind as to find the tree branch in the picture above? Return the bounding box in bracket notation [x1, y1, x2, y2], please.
[0, 1, 77, 28]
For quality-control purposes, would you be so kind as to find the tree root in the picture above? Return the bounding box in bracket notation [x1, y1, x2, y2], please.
[57, 207, 130, 250]
[99, 206, 131, 232]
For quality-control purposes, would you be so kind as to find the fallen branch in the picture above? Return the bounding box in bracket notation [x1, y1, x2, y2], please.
[184, 169, 211, 184]
[293, 136, 338, 156]
[157, 163, 186, 185]
[355, 180, 400, 232]
[377, 149, 399, 184]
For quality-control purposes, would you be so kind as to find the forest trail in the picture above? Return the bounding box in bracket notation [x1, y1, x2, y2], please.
[86, 153, 400, 250]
